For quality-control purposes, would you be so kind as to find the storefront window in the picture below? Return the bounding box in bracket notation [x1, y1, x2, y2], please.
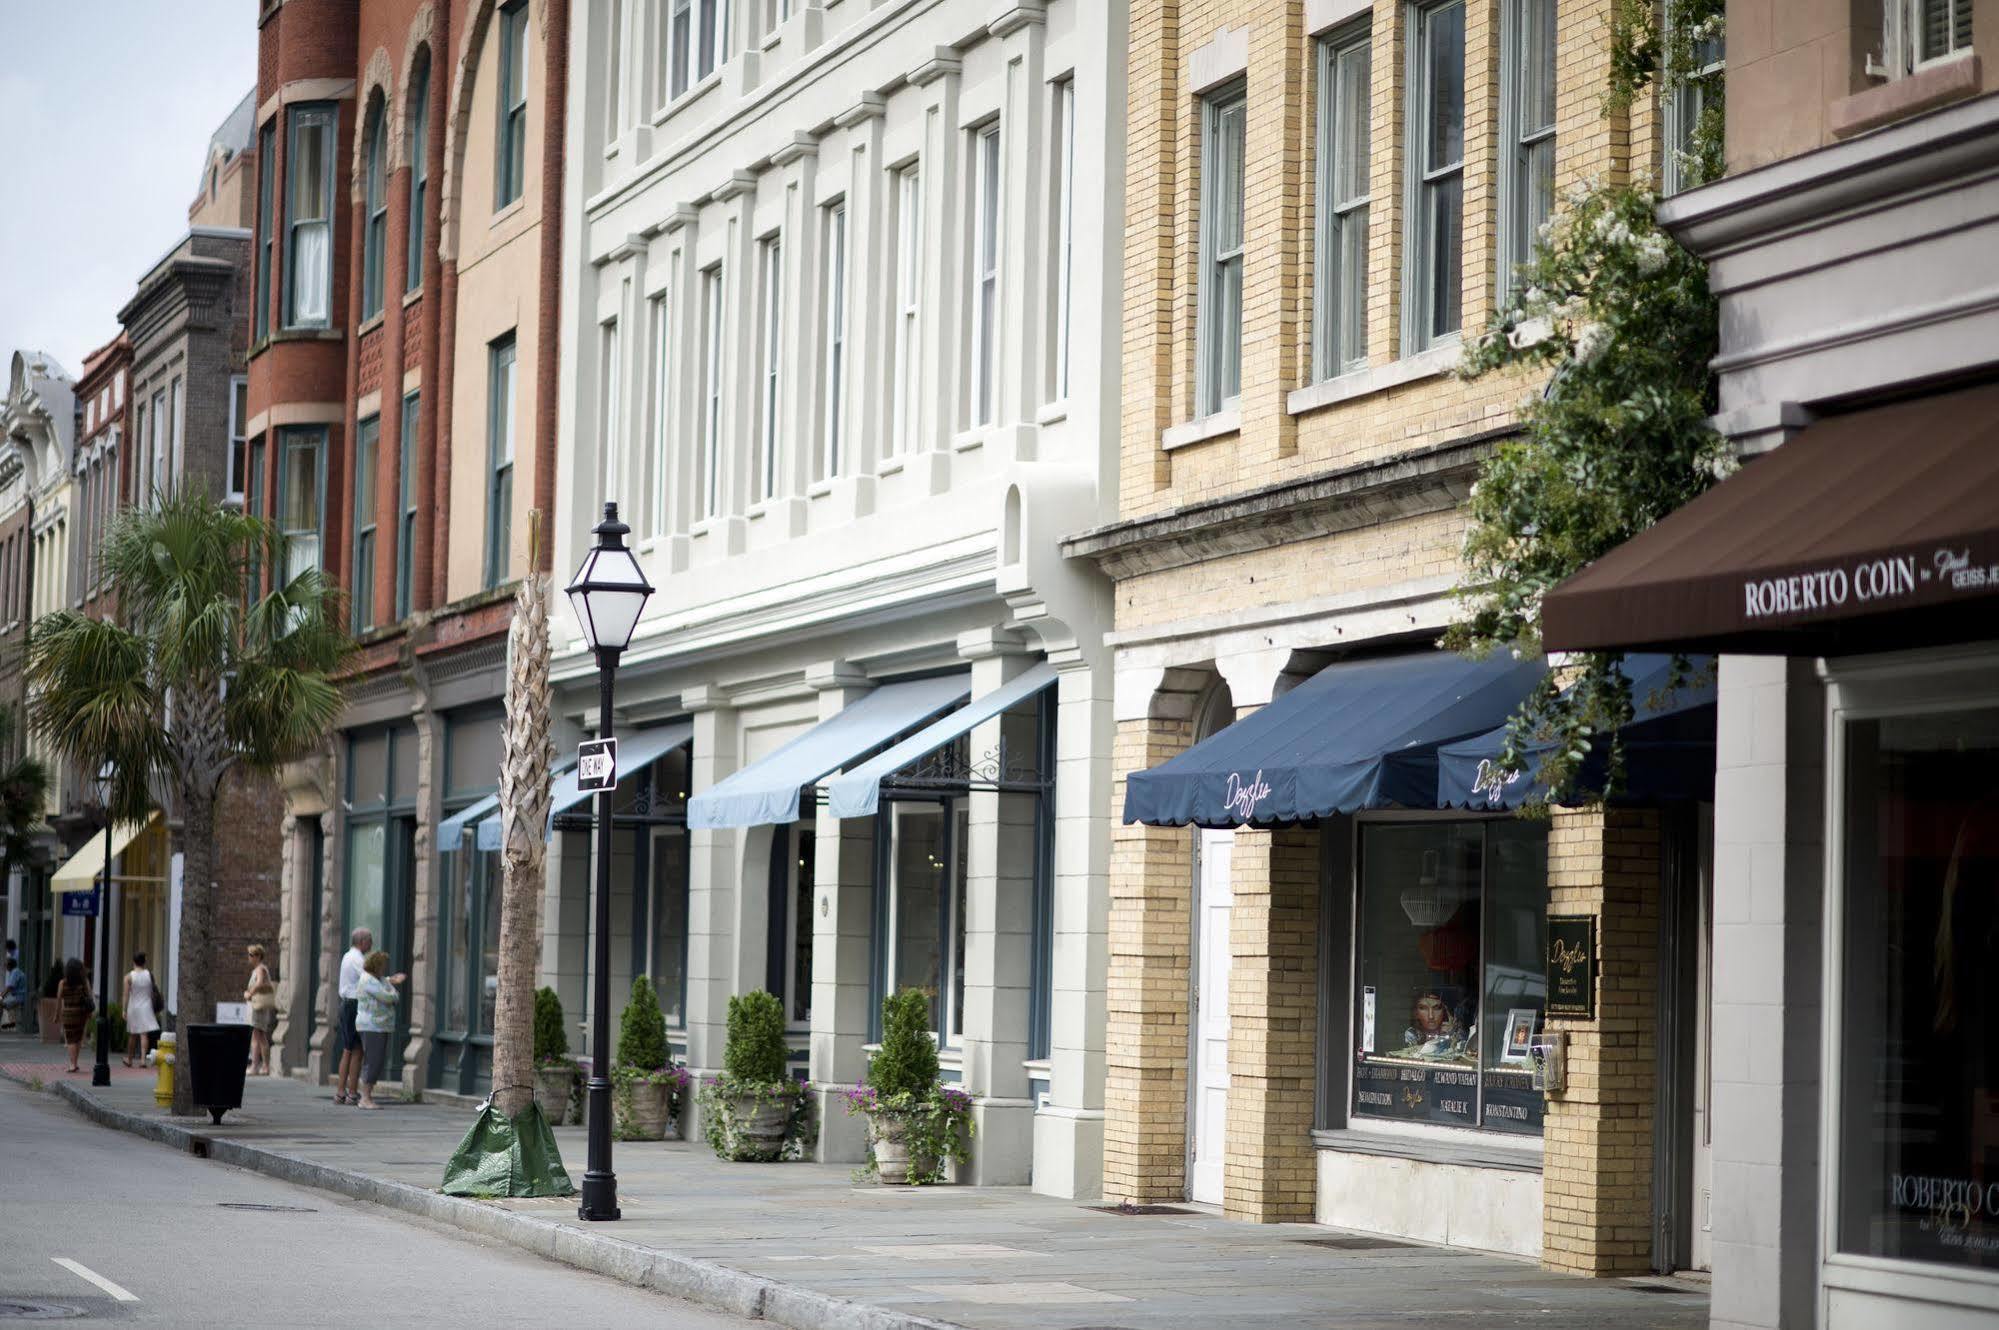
[1352, 819, 1548, 1134]
[651, 830, 687, 1027]
[887, 802, 969, 1041]
[1837, 705, 1999, 1271]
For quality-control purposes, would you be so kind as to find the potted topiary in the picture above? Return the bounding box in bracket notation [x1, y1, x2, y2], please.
[612, 976, 683, 1141]
[532, 987, 579, 1126]
[699, 989, 806, 1161]
[846, 988, 973, 1185]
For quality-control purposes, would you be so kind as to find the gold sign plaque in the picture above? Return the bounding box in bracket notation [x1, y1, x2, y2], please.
[1546, 915, 1597, 1020]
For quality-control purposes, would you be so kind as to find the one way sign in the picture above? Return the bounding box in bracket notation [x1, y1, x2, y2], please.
[576, 738, 619, 793]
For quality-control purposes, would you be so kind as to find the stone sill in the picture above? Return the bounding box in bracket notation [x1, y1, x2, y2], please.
[1832, 54, 1982, 140]
[1161, 406, 1241, 452]
[1313, 1126, 1544, 1173]
[1287, 343, 1461, 417]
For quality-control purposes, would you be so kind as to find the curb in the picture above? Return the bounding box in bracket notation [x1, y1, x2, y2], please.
[43, 1081, 964, 1330]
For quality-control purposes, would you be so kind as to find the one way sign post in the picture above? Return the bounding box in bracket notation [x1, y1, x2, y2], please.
[576, 738, 618, 793]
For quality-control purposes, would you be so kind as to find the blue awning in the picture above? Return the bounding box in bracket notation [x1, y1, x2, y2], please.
[687, 675, 970, 829]
[825, 662, 1057, 819]
[1123, 651, 1548, 828]
[437, 793, 500, 855]
[1436, 655, 1716, 809]
[472, 720, 693, 850]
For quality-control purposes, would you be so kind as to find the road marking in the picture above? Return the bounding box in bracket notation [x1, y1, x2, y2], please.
[52, 1258, 139, 1303]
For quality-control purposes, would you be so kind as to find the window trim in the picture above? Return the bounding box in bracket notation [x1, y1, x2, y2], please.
[970, 121, 1003, 429]
[361, 104, 388, 321]
[406, 49, 431, 292]
[352, 413, 380, 631]
[495, 0, 530, 209]
[700, 265, 724, 521]
[1313, 24, 1373, 382]
[283, 103, 338, 330]
[756, 234, 783, 503]
[1401, 0, 1468, 356]
[1496, 0, 1556, 304]
[1196, 81, 1247, 419]
[1887, 0, 1975, 75]
[484, 334, 517, 589]
[648, 291, 670, 539]
[819, 201, 847, 482]
[891, 164, 923, 459]
[396, 391, 419, 619]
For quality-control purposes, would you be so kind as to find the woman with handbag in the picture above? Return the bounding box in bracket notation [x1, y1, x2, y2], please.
[245, 944, 277, 1075]
[122, 952, 160, 1066]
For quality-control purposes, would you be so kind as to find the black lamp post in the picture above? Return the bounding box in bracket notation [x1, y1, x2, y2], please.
[92, 762, 115, 1089]
[566, 502, 653, 1223]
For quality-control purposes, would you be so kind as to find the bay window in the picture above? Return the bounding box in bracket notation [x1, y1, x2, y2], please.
[255, 121, 275, 340]
[1404, 0, 1465, 352]
[285, 104, 336, 328]
[278, 425, 325, 583]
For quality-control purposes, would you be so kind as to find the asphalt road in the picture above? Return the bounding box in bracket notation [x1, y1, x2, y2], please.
[0, 1076, 758, 1327]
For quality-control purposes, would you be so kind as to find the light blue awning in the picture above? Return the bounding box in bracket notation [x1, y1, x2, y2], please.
[472, 720, 694, 850]
[825, 663, 1057, 819]
[686, 675, 970, 829]
[437, 793, 500, 855]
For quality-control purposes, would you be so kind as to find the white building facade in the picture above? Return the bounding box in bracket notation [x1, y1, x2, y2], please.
[549, 0, 1125, 1195]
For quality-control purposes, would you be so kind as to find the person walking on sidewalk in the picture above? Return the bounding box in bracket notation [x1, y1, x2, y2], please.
[56, 958, 91, 1073]
[354, 951, 404, 1110]
[335, 928, 372, 1105]
[244, 944, 277, 1075]
[121, 953, 160, 1067]
[1, 957, 26, 1030]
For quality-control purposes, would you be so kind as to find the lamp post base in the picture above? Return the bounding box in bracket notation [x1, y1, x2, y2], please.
[578, 1074, 619, 1221]
[578, 1172, 620, 1222]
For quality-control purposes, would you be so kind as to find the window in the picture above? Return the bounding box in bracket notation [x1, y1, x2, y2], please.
[278, 426, 325, 582]
[496, 0, 529, 209]
[1052, 79, 1076, 401]
[1350, 819, 1548, 1136]
[246, 434, 266, 597]
[891, 165, 922, 457]
[255, 121, 276, 340]
[1663, 8, 1724, 196]
[818, 202, 846, 481]
[887, 802, 970, 1042]
[147, 389, 166, 507]
[1834, 700, 1999, 1272]
[407, 49, 430, 290]
[1315, 27, 1372, 379]
[170, 377, 183, 478]
[665, 0, 725, 101]
[285, 104, 336, 328]
[353, 414, 379, 631]
[1889, 0, 1973, 73]
[599, 317, 622, 495]
[606, 0, 624, 136]
[362, 105, 387, 320]
[764, 0, 791, 30]
[700, 266, 723, 519]
[647, 293, 669, 538]
[651, 829, 690, 1025]
[397, 392, 418, 619]
[755, 235, 782, 502]
[667, 0, 692, 99]
[1499, 0, 1556, 301]
[485, 335, 516, 588]
[971, 123, 1002, 427]
[1197, 84, 1246, 416]
[228, 376, 249, 502]
[1405, 0, 1466, 352]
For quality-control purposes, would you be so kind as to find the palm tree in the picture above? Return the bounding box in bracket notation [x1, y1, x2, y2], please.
[26, 489, 349, 1113]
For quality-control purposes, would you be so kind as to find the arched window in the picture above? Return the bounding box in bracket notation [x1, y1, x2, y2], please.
[406, 48, 430, 293]
[361, 100, 387, 320]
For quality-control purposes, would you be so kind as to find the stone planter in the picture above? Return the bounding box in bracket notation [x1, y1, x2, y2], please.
[535, 1064, 576, 1126]
[617, 1077, 673, 1140]
[723, 1091, 792, 1161]
[38, 997, 59, 1043]
[867, 1111, 937, 1185]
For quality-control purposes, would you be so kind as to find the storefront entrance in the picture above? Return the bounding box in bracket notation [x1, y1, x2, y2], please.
[1191, 828, 1234, 1206]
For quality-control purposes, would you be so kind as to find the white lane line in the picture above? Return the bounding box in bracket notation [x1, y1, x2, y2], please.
[52, 1257, 139, 1303]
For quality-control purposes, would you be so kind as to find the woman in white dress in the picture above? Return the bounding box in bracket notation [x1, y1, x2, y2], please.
[122, 953, 160, 1067]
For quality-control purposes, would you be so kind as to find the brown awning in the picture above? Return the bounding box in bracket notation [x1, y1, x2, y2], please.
[1542, 381, 1999, 655]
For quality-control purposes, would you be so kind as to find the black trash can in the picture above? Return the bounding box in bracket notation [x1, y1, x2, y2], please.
[184, 1022, 253, 1124]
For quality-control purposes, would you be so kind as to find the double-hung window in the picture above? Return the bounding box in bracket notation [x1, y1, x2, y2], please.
[819, 202, 846, 481]
[397, 392, 419, 619]
[665, 0, 725, 101]
[1889, 0, 1973, 74]
[756, 235, 782, 503]
[1499, 0, 1556, 301]
[353, 414, 379, 631]
[228, 376, 249, 504]
[361, 107, 388, 321]
[1404, 0, 1466, 353]
[891, 165, 922, 457]
[246, 434, 266, 600]
[1663, 7, 1725, 196]
[1052, 79, 1076, 401]
[599, 317, 622, 495]
[255, 121, 275, 340]
[285, 104, 336, 328]
[485, 335, 517, 589]
[971, 123, 1002, 428]
[648, 293, 670, 538]
[148, 389, 166, 508]
[278, 425, 325, 582]
[406, 50, 430, 290]
[1197, 83, 1246, 417]
[700, 267, 723, 520]
[1314, 27, 1372, 379]
[495, 0, 529, 209]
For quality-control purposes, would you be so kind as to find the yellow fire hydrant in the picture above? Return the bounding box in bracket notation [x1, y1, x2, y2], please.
[154, 1031, 176, 1108]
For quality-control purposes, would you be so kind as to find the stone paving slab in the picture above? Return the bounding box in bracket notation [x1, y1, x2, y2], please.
[0, 1032, 1708, 1329]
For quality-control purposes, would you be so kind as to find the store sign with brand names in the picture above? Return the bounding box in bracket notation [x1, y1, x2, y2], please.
[1545, 914, 1597, 1019]
[576, 738, 618, 793]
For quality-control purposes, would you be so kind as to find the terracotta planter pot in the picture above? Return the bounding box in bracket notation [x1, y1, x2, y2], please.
[38, 998, 59, 1044]
[723, 1091, 792, 1161]
[535, 1065, 576, 1126]
[618, 1078, 673, 1140]
[868, 1111, 937, 1185]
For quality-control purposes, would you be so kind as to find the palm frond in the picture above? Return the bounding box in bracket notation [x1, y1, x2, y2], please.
[24, 612, 164, 774]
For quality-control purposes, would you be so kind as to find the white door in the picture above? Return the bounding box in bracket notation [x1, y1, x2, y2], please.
[1190, 829, 1234, 1206]
[1689, 807, 1714, 1272]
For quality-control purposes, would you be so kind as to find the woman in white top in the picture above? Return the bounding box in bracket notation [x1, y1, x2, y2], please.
[122, 952, 160, 1067]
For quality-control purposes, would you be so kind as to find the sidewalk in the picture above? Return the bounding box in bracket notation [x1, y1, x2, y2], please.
[0, 1031, 1707, 1330]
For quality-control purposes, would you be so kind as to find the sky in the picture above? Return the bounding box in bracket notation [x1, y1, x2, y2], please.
[0, 2, 259, 381]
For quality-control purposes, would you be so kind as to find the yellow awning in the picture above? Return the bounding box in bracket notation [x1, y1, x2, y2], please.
[50, 813, 163, 894]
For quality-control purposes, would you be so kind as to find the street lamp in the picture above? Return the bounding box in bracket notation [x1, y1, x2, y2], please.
[92, 761, 115, 1089]
[566, 502, 653, 1223]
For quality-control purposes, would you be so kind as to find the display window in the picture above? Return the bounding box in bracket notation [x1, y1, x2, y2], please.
[1351, 818, 1548, 1135]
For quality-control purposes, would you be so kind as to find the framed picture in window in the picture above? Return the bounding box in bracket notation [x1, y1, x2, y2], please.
[1501, 1008, 1536, 1064]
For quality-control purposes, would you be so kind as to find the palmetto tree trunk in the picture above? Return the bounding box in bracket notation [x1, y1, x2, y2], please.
[491, 517, 554, 1118]
[170, 679, 233, 1117]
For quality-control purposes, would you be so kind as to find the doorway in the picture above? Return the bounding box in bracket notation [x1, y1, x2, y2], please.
[1190, 827, 1234, 1206]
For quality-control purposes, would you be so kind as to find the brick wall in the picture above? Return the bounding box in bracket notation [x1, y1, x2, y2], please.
[204, 766, 287, 1005]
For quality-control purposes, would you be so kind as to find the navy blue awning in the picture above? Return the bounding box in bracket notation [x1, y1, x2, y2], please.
[1435, 655, 1716, 809]
[1122, 651, 1548, 828]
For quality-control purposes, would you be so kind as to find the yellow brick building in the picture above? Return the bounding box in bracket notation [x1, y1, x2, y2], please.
[1063, 0, 1711, 1276]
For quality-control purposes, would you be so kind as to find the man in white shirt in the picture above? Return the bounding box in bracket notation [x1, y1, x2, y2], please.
[335, 928, 373, 1105]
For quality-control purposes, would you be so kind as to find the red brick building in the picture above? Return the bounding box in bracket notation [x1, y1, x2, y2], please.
[246, 0, 568, 1096]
